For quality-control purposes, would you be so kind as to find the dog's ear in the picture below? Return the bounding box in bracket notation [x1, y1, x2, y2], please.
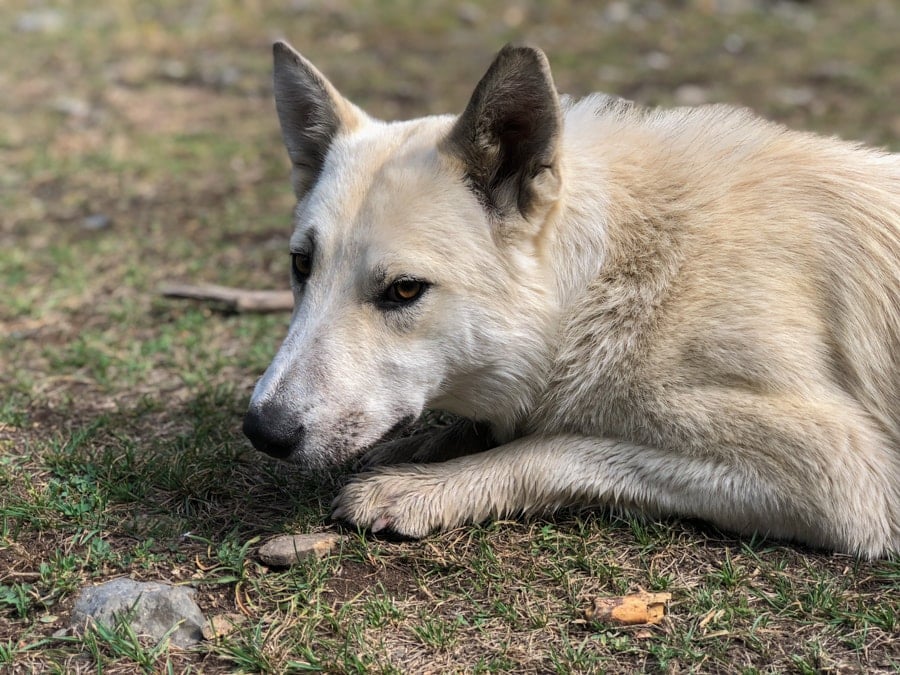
[273, 41, 364, 198]
[443, 45, 562, 222]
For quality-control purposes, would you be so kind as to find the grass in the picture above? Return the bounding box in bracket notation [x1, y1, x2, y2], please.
[2, 0, 900, 672]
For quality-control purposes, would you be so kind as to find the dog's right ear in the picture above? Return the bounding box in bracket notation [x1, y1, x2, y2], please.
[273, 41, 364, 198]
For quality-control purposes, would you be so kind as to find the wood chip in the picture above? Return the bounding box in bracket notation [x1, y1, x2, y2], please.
[201, 613, 245, 640]
[583, 591, 672, 626]
[161, 283, 293, 313]
[257, 533, 344, 567]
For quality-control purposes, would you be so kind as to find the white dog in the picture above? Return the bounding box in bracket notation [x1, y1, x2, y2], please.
[243, 42, 900, 557]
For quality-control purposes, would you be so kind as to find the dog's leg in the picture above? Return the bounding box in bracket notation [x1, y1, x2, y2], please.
[359, 418, 495, 468]
[332, 392, 898, 556]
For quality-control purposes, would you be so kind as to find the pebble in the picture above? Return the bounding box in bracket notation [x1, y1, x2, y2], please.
[257, 533, 344, 567]
[82, 214, 112, 230]
[15, 10, 65, 34]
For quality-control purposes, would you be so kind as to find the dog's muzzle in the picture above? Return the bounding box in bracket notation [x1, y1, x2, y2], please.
[242, 403, 304, 460]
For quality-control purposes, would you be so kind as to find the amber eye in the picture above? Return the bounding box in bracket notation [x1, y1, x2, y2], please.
[292, 252, 312, 282]
[384, 278, 426, 304]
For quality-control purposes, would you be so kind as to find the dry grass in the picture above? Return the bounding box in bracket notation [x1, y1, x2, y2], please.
[2, 0, 899, 672]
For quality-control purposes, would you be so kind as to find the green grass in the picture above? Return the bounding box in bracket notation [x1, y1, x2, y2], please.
[2, 0, 900, 672]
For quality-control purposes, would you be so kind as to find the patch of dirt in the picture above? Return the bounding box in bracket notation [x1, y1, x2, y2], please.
[105, 83, 263, 136]
[324, 558, 422, 605]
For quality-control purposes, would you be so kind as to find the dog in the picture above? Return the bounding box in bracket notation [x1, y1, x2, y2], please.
[242, 41, 900, 558]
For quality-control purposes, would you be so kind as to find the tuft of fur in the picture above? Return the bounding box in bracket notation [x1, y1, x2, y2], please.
[247, 43, 900, 557]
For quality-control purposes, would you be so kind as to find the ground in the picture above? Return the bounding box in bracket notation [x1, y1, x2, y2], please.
[1, 0, 899, 672]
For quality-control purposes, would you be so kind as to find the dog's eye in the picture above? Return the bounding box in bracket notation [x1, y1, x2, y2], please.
[292, 252, 312, 283]
[384, 278, 427, 305]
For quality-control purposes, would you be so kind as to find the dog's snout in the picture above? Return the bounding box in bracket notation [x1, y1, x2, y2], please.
[242, 405, 304, 459]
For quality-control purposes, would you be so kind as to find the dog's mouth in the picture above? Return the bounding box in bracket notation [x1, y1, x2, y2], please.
[326, 412, 418, 468]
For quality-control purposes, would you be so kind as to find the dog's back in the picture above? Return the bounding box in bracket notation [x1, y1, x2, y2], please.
[553, 98, 900, 443]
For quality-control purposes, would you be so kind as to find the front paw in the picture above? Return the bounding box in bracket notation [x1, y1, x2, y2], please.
[331, 468, 443, 538]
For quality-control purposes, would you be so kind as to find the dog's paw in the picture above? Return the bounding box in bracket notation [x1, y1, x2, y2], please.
[331, 468, 445, 538]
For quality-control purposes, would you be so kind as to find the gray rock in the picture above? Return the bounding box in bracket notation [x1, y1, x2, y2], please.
[257, 533, 343, 567]
[456, 3, 484, 25]
[82, 214, 112, 230]
[52, 97, 92, 119]
[15, 10, 65, 33]
[70, 578, 205, 647]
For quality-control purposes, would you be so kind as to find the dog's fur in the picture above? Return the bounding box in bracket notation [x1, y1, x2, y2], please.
[243, 42, 900, 557]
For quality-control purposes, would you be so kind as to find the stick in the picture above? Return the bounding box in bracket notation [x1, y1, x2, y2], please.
[161, 283, 293, 313]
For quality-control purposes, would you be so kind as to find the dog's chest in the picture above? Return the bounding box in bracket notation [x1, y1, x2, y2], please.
[531, 275, 673, 437]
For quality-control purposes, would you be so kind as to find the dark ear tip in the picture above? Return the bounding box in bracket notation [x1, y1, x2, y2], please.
[273, 40, 299, 64]
[497, 43, 548, 65]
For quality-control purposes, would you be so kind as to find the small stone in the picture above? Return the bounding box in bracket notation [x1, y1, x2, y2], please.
[82, 214, 112, 230]
[257, 533, 343, 567]
[604, 1, 631, 24]
[162, 60, 189, 81]
[644, 51, 671, 71]
[456, 3, 484, 25]
[52, 97, 91, 119]
[723, 33, 745, 54]
[70, 578, 205, 648]
[15, 10, 65, 34]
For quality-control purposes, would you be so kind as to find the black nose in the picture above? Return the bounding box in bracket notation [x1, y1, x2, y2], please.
[242, 405, 304, 459]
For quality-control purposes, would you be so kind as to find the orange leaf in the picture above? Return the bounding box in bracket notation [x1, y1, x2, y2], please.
[584, 591, 672, 626]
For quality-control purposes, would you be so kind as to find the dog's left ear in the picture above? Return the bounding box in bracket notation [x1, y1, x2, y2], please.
[443, 45, 562, 224]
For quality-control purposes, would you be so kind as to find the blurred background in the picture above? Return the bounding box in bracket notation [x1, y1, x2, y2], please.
[4, 0, 899, 402]
[5, 1, 899, 246]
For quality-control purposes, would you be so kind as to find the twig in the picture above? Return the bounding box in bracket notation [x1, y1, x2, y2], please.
[161, 283, 293, 313]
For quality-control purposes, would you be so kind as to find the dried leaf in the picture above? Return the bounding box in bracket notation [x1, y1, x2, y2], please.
[583, 591, 672, 626]
[201, 613, 245, 640]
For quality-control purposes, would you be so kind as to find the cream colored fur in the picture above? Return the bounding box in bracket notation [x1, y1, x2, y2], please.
[245, 43, 900, 557]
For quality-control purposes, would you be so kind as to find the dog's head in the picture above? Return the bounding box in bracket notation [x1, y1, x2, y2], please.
[243, 42, 563, 467]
